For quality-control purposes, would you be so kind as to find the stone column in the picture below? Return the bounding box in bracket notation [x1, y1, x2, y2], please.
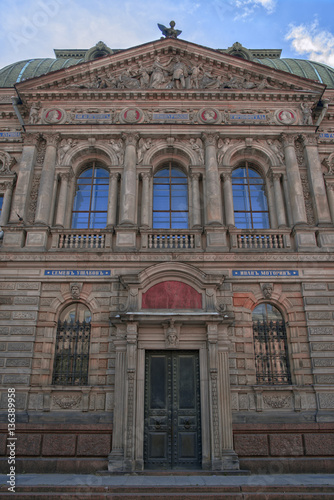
[218, 324, 240, 470]
[0, 181, 14, 226]
[325, 182, 334, 223]
[272, 172, 287, 227]
[190, 173, 201, 227]
[119, 133, 139, 225]
[282, 173, 293, 226]
[207, 323, 222, 469]
[55, 172, 72, 227]
[302, 135, 332, 225]
[202, 134, 223, 225]
[281, 134, 308, 226]
[140, 172, 151, 227]
[107, 172, 119, 227]
[9, 133, 40, 223]
[108, 326, 127, 472]
[221, 172, 235, 227]
[35, 134, 60, 225]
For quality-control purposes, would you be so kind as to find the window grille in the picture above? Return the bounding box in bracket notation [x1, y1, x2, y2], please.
[253, 304, 291, 384]
[52, 319, 91, 385]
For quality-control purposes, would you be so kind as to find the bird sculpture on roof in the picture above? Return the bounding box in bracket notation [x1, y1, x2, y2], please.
[158, 20, 182, 39]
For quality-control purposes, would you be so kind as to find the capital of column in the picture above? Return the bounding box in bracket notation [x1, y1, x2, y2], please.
[221, 172, 232, 182]
[190, 172, 201, 181]
[22, 132, 41, 146]
[43, 133, 61, 147]
[202, 133, 218, 147]
[122, 133, 139, 147]
[59, 171, 73, 182]
[280, 133, 297, 147]
[110, 172, 120, 181]
[300, 134, 318, 146]
[140, 172, 151, 181]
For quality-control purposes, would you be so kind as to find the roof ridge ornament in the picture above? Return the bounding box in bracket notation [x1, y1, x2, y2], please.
[157, 20, 182, 39]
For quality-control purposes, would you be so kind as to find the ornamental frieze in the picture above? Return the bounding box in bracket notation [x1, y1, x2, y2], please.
[61, 55, 286, 92]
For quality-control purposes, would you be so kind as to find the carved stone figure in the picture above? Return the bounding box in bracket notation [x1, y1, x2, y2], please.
[189, 138, 204, 164]
[189, 64, 204, 89]
[110, 138, 124, 165]
[267, 139, 285, 164]
[28, 102, 41, 124]
[57, 138, 76, 165]
[301, 102, 313, 125]
[217, 138, 230, 165]
[171, 56, 188, 89]
[137, 138, 153, 163]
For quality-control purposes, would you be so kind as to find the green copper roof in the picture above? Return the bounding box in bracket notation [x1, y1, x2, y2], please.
[254, 57, 334, 88]
[0, 57, 83, 87]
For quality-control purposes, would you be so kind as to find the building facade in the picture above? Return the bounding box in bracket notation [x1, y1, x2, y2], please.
[1, 30, 334, 473]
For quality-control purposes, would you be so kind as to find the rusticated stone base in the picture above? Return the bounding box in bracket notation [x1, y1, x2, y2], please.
[233, 422, 334, 473]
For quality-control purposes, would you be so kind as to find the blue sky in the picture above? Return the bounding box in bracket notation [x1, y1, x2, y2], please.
[0, 0, 334, 69]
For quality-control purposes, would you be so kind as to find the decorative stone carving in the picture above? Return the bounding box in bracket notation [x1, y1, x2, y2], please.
[53, 395, 82, 409]
[263, 395, 291, 409]
[70, 282, 82, 300]
[43, 108, 66, 124]
[137, 138, 153, 163]
[28, 102, 41, 124]
[300, 174, 315, 225]
[262, 283, 273, 299]
[198, 108, 220, 124]
[0, 151, 16, 174]
[217, 138, 231, 165]
[57, 138, 76, 165]
[189, 138, 204, 164]
[276, 109, 297, 125]
[266, 139, 285, 164]
[119, 108, 144, 123]
[300, 102, 313, 125]
[36, 139, 46, 166]
[26, 174, 41, 225]
[164, 320, 179, 348]
[110, 138, 124, 165]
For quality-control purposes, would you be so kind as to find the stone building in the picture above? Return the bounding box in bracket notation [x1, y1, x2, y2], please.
[0, 27, 334, 474]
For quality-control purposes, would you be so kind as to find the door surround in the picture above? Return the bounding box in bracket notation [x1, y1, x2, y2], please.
[108, 315, 240, 472]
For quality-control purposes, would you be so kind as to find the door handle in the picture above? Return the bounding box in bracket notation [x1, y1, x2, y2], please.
[183, 420, 191, 429]
[155, 420, 161, 430]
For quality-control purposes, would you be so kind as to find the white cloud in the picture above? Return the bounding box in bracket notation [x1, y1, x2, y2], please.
[233, 0, 276, 19]
[285, 21, 334, 67]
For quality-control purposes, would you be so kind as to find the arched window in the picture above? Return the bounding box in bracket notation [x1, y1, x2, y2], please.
[253, 303, 291, 384]
[72, 163, 109, 229]
[232, 163, 269, 229]
[153, 163, 188, 229]
[52, 304, 91, 386]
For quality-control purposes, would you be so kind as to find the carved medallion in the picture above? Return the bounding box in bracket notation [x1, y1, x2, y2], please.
[43, 108, 66, 124]
[275, 109, 297, 125]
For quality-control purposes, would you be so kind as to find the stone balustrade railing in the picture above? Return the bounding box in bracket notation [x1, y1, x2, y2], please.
[229, 229, 292, 250]
[51, 230, 112, 250]
[140, 229, 203, 251]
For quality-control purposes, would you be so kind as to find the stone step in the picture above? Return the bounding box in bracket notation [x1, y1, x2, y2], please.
[2, 485, 334, 499]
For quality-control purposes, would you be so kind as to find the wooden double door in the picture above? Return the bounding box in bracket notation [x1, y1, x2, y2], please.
[144, 351, 202, 469]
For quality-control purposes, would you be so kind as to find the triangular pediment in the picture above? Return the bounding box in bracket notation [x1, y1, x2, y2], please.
[15, 38, 324, 97]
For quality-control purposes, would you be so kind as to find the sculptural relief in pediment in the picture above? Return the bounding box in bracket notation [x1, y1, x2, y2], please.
[63, 53, 281, 92]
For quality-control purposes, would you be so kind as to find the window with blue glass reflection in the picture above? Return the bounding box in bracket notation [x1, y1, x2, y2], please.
[72, 163, 109, 229]
[153, 164, 188, 229]
[232, 163, 269, 229]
